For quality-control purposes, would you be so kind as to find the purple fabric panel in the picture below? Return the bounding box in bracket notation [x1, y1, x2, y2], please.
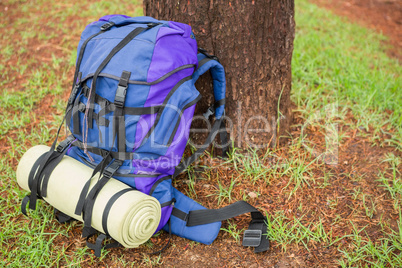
[133, 113, 157, 150]
[165, 104, 197, 160]
[145, 69, 193, 106]
[146, 24, 197, 83]
[131, 104, 196, 175]
[168, 21, 197, 54]
[133, 69, 192, 150]
[133, 23, 197, 155]
[132, 154, 177, 175]
[155, 205, 173, 233]
[134, 174, 164, 195]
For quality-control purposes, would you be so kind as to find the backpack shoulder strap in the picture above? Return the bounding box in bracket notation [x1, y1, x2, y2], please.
[192, 49, 226, 119]
[173, 49, 230, 178]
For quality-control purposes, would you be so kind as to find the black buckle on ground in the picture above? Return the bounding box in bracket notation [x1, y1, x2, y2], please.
[242, 229, 262, 247]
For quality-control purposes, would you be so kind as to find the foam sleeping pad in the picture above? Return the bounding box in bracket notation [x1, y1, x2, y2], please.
[16, 145, 161, 248]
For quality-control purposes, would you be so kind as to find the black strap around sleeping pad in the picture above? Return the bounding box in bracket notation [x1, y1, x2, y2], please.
[86, 233, 121, 258]
[21, 132, 75, 215]
[171, 201, 269, 253]
[79, 159, 123, 239]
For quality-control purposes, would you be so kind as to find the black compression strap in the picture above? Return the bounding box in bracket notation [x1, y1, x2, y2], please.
[87, 26, 151, 128]
[86, 233, 121, 258]
[21, 195, 30, 216]
[72, 140, 135, 160]
[101, 188, 132, 236]
[27, 153, 48, 190]
[72, 89, 82, 135]
[74, 154, 113, 216]
[186, 201, 261, 226]
[173, 118, 222, 178]
[40, 149, 69, 197]
[71, 28, 106, 92]
[214, 98, 225, 109]
[185, 201, 270, 253]
[77, 102, 110, 127]
[171, 207, 188, 221]
[114, 71, 130, 154]
[81, 160, 122, 240]
[149, 218, 172, 255]
[98, 102, 162, 116]
[54, 209, 74, 224]
[82, 176, 111, 230]
[75, 153, 112, 216]
[218, 119, 230, 158]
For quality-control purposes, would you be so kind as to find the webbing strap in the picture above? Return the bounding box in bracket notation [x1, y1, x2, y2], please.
[114, 71, 131, 154]
[101, 188, 133, 236]
[173, 117, 230, 178]
[86, 233, 121, 258]
[67, 23, 113, 126]
[74, 153, 113, 216]
[72, 87, 83, 135]
[71, 24, 112, 93]
[87, 26, 154, 129]
[186, 201, 263, 226]
[175, 201, 270, 253]
[54, 209, 74, 224]
[71, 140, 135, 161]
[23, 121, 73, 214]
[80, 159, 123, 240]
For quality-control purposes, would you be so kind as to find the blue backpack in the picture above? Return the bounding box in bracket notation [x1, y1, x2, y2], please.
[22, 15, 269, 256]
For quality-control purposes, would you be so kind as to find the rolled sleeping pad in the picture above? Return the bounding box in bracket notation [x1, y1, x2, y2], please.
[16, 145, 161, 248]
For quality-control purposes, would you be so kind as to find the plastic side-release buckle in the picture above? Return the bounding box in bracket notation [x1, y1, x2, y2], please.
[242, 229, 262, 247]
[56, 135, 75, 153]
[103, 160, 123, 178]
[114, 85, 127, 108]
[203, 106, 215, 120]
[101, 22, 115, 31]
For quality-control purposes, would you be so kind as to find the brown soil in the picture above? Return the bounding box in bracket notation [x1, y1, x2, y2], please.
[310, 0, 402, 61]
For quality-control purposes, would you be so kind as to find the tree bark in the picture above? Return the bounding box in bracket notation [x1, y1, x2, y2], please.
[144, 0, 295, 149]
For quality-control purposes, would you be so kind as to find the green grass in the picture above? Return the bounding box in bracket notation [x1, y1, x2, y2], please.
[292, 0, 402, 150]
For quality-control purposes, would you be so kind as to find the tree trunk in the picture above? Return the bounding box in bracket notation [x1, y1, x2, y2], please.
[144, 0, 295, 149]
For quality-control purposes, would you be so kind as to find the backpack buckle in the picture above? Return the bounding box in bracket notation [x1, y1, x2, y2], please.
[114, 85, 127, 108]
[68, 84, 80, 105]
[56, 135, 75, 153]
[203, 106, 215, 120]
[100, 22, 115, 31]
[103, 160, 123, 178]
[242, 229, 262, 247]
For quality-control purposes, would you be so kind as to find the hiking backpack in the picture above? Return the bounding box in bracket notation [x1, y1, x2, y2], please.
[22, 15, 269, 256]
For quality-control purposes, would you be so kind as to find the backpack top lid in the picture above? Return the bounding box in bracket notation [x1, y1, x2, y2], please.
[78, 15, 198, 84]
